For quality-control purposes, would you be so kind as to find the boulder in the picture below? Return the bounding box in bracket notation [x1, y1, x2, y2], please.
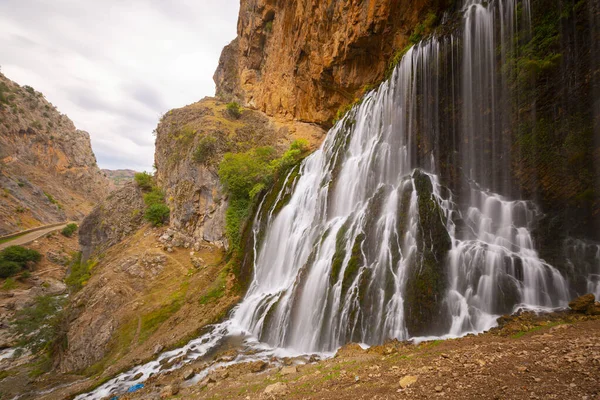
[263, 382, 288, 396]
[280, 365, 297, 376]
[568, 294, 596, 313]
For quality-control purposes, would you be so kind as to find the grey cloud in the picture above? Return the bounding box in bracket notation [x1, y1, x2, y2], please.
[127, 83, 167, 113]
[0, 0, 239, 170]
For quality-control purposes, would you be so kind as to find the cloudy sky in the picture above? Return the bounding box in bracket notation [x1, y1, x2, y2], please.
[0, 0, 240, 171]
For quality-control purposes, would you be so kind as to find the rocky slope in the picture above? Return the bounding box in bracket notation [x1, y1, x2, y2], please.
[96, 307, 600, 400]
[215, 0, 453, 126]
[0, 73, 110, 234]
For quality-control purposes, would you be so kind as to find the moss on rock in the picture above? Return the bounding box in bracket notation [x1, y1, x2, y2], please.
[404, 169, 452, 337]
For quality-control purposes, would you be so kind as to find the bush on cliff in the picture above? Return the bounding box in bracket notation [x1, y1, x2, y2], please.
[145, 203, 170, 227]
[61, 223, 78, 237]
[134, 172, 171, 227]
[134, 171, 154, 191]
[226, 102, 242, 119]
[193, 135, 218, 165]
[218, 140, 310, 252]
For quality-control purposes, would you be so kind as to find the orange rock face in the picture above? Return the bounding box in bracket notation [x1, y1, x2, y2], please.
[215, 0, 450, 126]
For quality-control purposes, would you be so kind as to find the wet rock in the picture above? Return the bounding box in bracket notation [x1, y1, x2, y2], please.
[249, 360, 268, 373]
[182, 368, 195, 380]
[263, 382, 288, 396]
[399, 375, 418, 389]
[569, 294, 595, 313]
[404, 170, 452, 337]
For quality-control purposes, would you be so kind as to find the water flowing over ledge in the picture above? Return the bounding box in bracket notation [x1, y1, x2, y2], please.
[75, 0, 599, 398]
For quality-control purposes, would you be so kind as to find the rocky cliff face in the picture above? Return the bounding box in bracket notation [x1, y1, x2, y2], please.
[0, 73, 110, 234]
[78, 182, 145, 262]
[154, 97, 323, 247]
[214, 0, 452, 126]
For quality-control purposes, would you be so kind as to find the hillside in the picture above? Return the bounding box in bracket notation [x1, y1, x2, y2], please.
[102, 169, 137, 191]
[0, 73, 110, 234]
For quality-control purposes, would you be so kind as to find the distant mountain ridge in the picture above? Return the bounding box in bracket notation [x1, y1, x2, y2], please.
[0, 72, 110, 234]
[102, 169, 137, 190]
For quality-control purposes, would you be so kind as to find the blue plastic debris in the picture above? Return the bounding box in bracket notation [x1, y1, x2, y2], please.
[127, 383, 144, 393]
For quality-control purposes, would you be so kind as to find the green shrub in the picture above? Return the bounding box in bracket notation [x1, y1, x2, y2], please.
[19, 270, 31, 280]
[193, 136, 218, 164]
[219, 146, 277, 199]
[23, 85, 35, 95]
[44, 192, 61, 208]
[134, 172, 154, 191]
[65, 252, 96, 292]
[2, 277, 17, 290]
[31, 120, 43, 130]
[61, 223, 78, 237]
[219, 141, 309, 251]
[226, 102, 242, 119]
[143, 187, 165, 207]
[1, 245, 41, 265]
[144, 203, 170, 226]
[0, 262, 22, 279]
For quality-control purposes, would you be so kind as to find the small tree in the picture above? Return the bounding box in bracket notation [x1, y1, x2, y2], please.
[143, 187, 165, 207]
[134, 172, 154, 191]
[144, 203, 170, 226]
[226, 102, 242, 119]
[61, 223, 78, 237]
[0, 261, 22, 279]
[193, 136, 218, 164]
[1, 245, 41, 264]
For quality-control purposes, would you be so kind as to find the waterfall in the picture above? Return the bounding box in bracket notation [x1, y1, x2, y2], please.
[77, 0, 589, 398]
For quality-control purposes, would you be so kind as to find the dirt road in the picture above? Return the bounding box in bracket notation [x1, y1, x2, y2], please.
[0, 224, 68, 250]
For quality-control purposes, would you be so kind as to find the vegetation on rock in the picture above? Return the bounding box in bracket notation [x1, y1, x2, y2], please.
[12, 295, 67, 358]
[134, 172, 170, 226]
[218, 139, 309, 252]
[226, 101, 242, 119]
[193, 135, 218, 165]
[134, 172, 154, 191]
[65, 251, 97, 292]
[61, 223, 78, 237]
[0, 245, 41, 278]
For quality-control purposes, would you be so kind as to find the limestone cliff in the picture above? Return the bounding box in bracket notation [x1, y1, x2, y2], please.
[154, 97, 323, 247]
[0, 73, 110, 234]
[214, 0, 452, 126]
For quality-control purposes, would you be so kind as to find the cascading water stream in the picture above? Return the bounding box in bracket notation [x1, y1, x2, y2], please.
[74, 1, 585, 398]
